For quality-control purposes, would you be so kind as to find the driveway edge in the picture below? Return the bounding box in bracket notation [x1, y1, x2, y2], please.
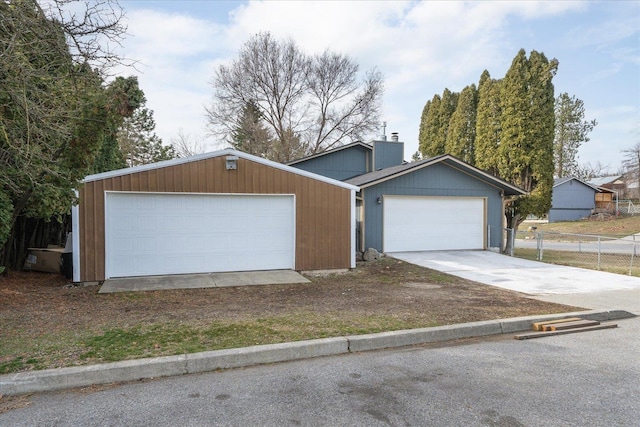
[1, 309, 634, 396]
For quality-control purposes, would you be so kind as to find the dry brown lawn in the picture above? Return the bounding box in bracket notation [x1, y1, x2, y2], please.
[0, 257, 579, 374]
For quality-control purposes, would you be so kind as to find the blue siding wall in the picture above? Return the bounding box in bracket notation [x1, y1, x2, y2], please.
[373, 141, 404, 170]
[291, 146, 370, 180]
[362, 163, 504, 251]
[549, 180, 595, 222]
[549, 208, 593, 222]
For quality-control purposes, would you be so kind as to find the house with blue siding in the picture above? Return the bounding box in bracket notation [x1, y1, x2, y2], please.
[289, 134, 525, 253]
[346, 155, 525, 253]
[549, 177, 599, 222]
[287, 133, 405, 181]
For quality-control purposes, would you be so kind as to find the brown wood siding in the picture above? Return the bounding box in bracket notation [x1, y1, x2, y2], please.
[78, 157, 351, 281]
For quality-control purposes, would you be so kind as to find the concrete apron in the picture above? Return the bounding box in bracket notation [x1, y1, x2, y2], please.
[99, 270, 310, 293]
[389, 250, 640, 296]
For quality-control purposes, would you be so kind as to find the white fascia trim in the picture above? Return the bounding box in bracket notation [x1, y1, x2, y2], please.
[71, 191, 80, 283]
[83, 149, 360, 192]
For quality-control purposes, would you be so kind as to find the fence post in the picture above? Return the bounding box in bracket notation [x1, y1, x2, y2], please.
[510, 228, 515, 257]
[630, 242, 636, 276]
[597, 236, 601, 270]
[537, 231, 543, 261]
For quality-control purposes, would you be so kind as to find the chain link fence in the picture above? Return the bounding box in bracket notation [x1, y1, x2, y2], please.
[618, 200, 640, 215]
[512, 229, 639, 276]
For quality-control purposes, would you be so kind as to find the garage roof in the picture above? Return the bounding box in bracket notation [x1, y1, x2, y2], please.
[345, 154, 526, 195]
[83, 148, 359, 191]
[554, 177, 600, 191]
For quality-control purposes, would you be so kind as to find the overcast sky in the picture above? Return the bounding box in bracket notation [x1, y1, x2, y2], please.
[115, 0, 639, 172]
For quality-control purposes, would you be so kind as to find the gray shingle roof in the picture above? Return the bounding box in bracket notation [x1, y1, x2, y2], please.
[345, 155, 444, 186]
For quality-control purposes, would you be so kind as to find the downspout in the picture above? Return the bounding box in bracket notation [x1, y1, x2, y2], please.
[71, 190, 81, 283]
[350, 189, 356, 269]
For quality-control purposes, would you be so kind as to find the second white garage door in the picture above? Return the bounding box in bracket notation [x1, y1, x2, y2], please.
[383, 196, 485, 252]
[105, 192, 295, 278]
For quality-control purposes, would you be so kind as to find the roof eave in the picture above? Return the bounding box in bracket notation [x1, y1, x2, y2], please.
[286, 141, 372, 165]
[82, 148, 359, 192]
[354, 155, 526, 196]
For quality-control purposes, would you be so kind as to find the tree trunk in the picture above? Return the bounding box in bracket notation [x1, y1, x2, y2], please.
[503, 211, 522, 255]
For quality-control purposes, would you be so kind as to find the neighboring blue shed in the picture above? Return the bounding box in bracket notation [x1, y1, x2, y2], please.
[288, 137, 405, 181]
[345, 155, 525, 253]
[549, 177, 598, 222]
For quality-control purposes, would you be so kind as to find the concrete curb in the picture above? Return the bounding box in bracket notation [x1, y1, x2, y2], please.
[1, 309, 634, 396]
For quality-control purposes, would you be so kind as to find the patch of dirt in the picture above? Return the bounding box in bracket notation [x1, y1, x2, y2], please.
[0, 395, 32, 415]
[0, 257, 578, 372]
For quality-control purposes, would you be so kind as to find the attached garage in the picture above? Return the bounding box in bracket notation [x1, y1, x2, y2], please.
[72, 149, 358, 283]
[345, 154, 525, 254]
[383, 196, 485, 252]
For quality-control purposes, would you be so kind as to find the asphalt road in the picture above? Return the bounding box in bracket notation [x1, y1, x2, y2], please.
[3, 317, 638, 427]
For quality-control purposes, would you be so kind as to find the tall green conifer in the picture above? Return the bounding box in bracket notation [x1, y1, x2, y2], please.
[474, 70, 502, 175]
[553, 93, 597, 178]
[419, 94, 441, 157]
[499, 49, 557, 232]
[418, 99, 431, 155]
[436, 88, 459, 155]
[445, 84, 477, 164]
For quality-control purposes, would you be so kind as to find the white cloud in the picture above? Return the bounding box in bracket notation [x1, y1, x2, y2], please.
[114, 0, 637, 167]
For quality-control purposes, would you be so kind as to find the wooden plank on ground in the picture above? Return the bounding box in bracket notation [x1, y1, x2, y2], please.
[514, 324, 617, 340]
[544, 319, 600, 331]
[532, 317, 583, 331]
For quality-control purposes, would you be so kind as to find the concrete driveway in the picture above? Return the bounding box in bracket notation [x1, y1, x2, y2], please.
[390, 250, 640, 296]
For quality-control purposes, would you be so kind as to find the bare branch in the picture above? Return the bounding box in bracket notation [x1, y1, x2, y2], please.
[206, 32, 383, 162]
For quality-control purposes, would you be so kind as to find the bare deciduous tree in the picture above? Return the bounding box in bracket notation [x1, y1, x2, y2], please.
[575, 161, 609, 181]
[39, 0, 129, 72]
[206, 32, 383, 162]
[622, 141, 640, 198]
[171, 129, 209, 158]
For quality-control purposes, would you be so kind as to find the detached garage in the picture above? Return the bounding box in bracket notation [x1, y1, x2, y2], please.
[345, 154, 525, 253]
[72, 149, 358, 283]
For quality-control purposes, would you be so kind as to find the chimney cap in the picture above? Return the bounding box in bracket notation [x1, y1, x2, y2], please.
[391, 132, 399, 142]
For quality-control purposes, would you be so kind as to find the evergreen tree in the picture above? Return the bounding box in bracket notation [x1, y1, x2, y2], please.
[91, 76, 146, 173]
[553, 92, 597, 178]
[419, 94, 441, 157]
[118, 107, 175, 167]
[230, 100, 273, 157]
[92, 136, 126, 173]
[446, 84, 477, 163]
[474, 71, 502, 175]
[418, 99, 431, 156]
[419, 88, 459, 157]
[499, 49, 558, 234]
[0, 0, 129, 270]
[436, 88, 459, 154]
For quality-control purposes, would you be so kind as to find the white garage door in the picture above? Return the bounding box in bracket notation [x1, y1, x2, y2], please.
[105, 192, 295, 278]
[383, 196, 485, 252]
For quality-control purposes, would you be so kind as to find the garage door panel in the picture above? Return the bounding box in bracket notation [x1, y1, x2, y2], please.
[105, 193, 295, 278]
[383, 197, 485, 252]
